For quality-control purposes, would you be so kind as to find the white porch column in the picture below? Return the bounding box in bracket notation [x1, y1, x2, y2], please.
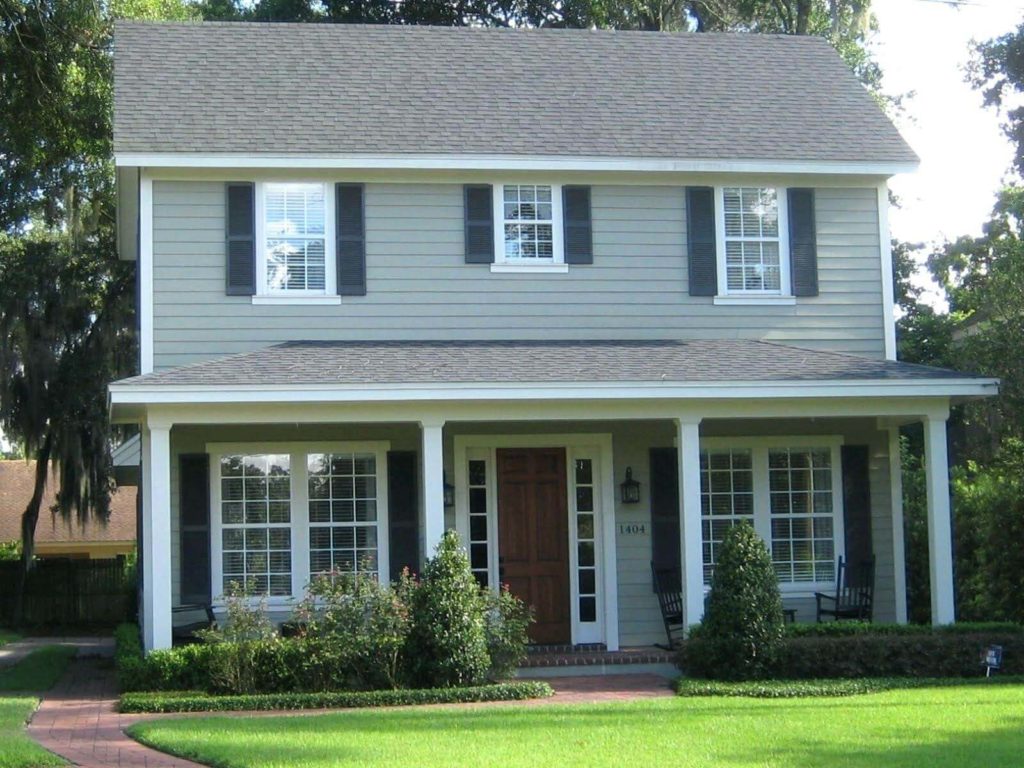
[924, 413, 956, 625]
[677, 417, 704, 628]
[888, 427, 909, 624]
[420, 420, 446, 561]
[141, 422, 172, 652]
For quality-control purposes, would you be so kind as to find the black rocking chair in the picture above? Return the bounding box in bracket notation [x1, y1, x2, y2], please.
[815, 555, 875, 622]
[651, 562, 685, 649]
[171, 603, 217, 643]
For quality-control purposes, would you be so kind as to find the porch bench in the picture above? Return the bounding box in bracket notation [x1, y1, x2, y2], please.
[172, 603, 216, 643]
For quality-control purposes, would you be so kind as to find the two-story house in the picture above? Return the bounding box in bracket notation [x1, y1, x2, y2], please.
[109, 22, 996, 653]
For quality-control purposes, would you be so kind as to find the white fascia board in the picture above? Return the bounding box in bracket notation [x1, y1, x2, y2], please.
[108, 377, 999, 406]
[114, 152, 918, 177]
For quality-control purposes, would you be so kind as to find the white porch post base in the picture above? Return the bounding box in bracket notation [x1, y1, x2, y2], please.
[420, 420, 446, 562]
[141, 423, 172, 652]
[924, 413, 955, 625]
[677, 417, 704, 628]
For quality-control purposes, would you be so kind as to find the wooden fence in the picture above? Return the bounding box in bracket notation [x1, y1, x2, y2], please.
[0, 558, 137, 627]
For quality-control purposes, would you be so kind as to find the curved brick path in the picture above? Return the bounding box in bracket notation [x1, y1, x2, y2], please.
[28, 659, 673, 767]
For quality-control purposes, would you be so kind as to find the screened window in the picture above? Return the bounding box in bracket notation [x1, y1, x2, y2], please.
[219, 454, 292, 596]
[769, 448, 836, 584]
[502, 185, 554, 261]
[308, 452, 379, 579]
[699, 449, 755, 585]
[722, 187, 782, 293]
[263, 183, 327, 293]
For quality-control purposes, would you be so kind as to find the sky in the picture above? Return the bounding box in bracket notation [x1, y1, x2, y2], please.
[871, 0, 1023, 286]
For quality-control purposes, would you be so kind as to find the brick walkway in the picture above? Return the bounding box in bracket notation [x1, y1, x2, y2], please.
[27, 659, 204, 767]
[27, 661, 674, 767]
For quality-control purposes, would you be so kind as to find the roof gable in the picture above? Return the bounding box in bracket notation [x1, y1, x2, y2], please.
[113, 22, 917, 167]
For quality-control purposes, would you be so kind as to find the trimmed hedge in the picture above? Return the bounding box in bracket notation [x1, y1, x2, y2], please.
[676, 675, 1024, 699]
[680, 624, 1024, 680]
[784, 621, 1024, 638]
[119, 680, 553, 713]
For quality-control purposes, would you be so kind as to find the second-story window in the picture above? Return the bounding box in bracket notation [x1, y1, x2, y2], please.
[719, 186, 788, 295]
[262, 182, 331, 294]
[499, 184, 561, 263]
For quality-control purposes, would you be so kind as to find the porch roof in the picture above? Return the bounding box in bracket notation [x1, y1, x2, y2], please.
[111, 339, 995, 397]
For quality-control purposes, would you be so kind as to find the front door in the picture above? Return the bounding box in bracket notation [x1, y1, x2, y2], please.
[497, 447, 570, 644]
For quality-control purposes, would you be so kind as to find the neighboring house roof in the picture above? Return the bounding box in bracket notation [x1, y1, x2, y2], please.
[113, 339, 983, 388]
[112, 22, 917, 166]
[0, 461, 137, 546]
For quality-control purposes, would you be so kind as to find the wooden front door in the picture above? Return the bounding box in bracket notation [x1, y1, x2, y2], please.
[497, 448, 570, 645]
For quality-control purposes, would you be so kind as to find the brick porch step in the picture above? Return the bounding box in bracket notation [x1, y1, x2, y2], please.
[520, 646, 676, 669]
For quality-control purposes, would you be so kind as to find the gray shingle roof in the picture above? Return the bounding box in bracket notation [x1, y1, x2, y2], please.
[113, 340, 979, 388]
[113, 22, 916, 164]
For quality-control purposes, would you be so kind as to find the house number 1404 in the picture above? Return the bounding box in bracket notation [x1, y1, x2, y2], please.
[618, 523, 648, 535]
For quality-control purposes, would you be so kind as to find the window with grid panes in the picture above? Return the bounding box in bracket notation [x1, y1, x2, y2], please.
[219, 454, 292, 596]
[263, 183, 327, 293]
[501, 185, 555, 261]
[700, 449, 755, 584]
[768, 447, 836, 583]
[723, 187, 782, 293]
[307, 452, 379, 578]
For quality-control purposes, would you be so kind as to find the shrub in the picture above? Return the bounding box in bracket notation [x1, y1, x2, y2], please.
[774, 631, 1024, 679]
[675, 675, 1024, 699]
[114, 623, 148, 691]
[292, 569, 414, 690]
[119, 681, 554, 714]
[683, 524, 784, 680]
[679, 627, 1024, 680]
[483, 585, 533, 681]
[406, 531, 490, 687]
[952, 441, 1024, 624]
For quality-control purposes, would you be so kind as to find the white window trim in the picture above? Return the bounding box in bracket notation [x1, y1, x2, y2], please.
[714, 186, 791, 301]
[701, 435, 845, 596]
[491, 182, 565, 268]
[254, 181, 337, 303]
[207, 440, 390, 607]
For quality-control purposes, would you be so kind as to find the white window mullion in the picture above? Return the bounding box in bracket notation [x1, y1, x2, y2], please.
[293, 453, 310, 600]
[752, 446, 773, 547]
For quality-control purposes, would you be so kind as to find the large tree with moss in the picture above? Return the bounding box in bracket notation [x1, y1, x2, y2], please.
[0, 0, 193, 621]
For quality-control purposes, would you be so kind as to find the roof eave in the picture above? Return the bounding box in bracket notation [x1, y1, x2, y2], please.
[113, 152, 918, 177]
[108, 376, 1000, 408]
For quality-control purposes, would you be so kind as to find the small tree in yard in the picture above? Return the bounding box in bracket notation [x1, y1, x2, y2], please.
[407, 531, 490, 688]
[684, 523, 785, 680]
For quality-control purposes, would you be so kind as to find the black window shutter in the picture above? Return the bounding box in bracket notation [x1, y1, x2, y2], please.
[179, 453, 211, 605]
[563, 185, 593, 265]
[649, 448, 681, 585]
[336, 183, 366, 296]
[840, 445, 872, 579]
[788, 188, 819, 297]
[685, 187, 718, 296]
[225, 182, 255, 296]
[464, 184, 494, 264]
[387, 451, 420, 580]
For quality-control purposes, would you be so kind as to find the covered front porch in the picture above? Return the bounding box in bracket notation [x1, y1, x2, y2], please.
[108, 340, 996, 652]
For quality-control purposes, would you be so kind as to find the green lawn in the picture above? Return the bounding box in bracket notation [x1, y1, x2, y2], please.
[130, 684, 1024, 768]
[0, 646, 75, 693]
[0, 647, 72, 768]
[0, 698, 63, 768]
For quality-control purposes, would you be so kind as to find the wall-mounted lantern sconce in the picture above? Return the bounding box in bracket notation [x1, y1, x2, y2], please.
[620, 466, 641, 504]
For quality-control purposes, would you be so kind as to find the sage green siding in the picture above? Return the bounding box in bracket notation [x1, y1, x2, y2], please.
[151, 181, 885, 370]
